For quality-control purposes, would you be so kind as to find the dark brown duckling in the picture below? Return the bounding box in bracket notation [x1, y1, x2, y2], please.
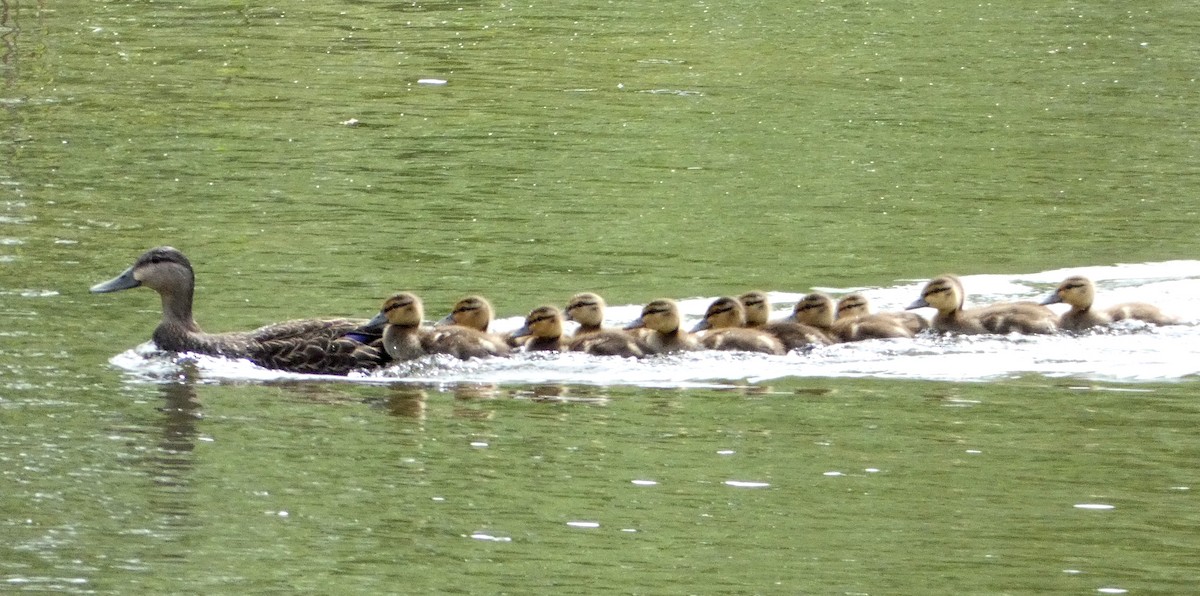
[366, 292, 510, 361]
[90, 246, 383, 375]
[624, 299, 701, 354]
[1042, 275, 1178, 332]
[691, 296, 786, 355]
[737, 291, 830, 350]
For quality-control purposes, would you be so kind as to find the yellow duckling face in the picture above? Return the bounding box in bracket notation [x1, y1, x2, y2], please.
[836, 293, 870, 319]
[1042, 275, 1095, 309]
[737, 291, 770, 327]
[693, 297, 746, 331]
[908, 276, 965, 312]
[372, 292, 424, 327]
[793, 293, 835, 327]
[564, 292, 606, 327]
[628, 299, 682, 334]
[441, 295, 494, 331]
[513, 305, 564, 340]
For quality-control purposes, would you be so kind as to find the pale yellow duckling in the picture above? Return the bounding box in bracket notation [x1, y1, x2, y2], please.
[906, 275, 1057, 335]
[1042, 275, 1178, 332]
[691, 297, 786, 355]
[737, 291, 830, 350]
[835, 292, 928, 335]
[436, 295, 518, 347]
[563, 292, 647, 358]
[510, 305, 567, 352]
[793, 292, 911, 342]
[624, 299, 701, 354]
[367, 292, 510, 361]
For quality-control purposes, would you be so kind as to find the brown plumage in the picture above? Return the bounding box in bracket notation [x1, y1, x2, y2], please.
[367, 292, 510, 361]
[625, 299, 701, 354]
[835, 292, 928, 336]
[90, 246, 383, 375]
[563, 293, 647, 358]
[907, 275, 1057, 335]
[692, 296, 786, 355]
[738, 290, 831, 350]
[1042, 275, 1178, 332]
[510, 305, 568, 352]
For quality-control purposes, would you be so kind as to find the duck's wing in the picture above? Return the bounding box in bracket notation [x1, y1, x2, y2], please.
[242, 318, 385, 374]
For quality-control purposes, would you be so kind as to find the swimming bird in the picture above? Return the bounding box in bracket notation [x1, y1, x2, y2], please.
[691, 296, 786, 354]
[906, 275, 1057, 335]
[89, 246, 383, 375]
[835, 292, 928, 335]
[792, 292, 912, 341]
[367, 292, 511, 361]
[738, 290, 831, 350]
[436, 295, 517, 347]
[563, 293, 647, 358]
[510, 305, 568, 352]
[1042, 275, 1178, 332]
[625, 299, 701, 354]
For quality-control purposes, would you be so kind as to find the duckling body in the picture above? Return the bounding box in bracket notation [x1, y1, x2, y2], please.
[625, 299, 701, 354]
[907, 275, 1057, 335]
[511, 306, 568, 352]
[436, 295, 517, 348]
[367, 293, 510, 361]
[737, 291, 830, 350]
[1042, 275, 1178, 332]
[692, 297, 786, 355]
[90, 246, 383, 375]
[835, 293, 928, 335]
[792, 293, 911, 342]
[564, 293, 647, 358]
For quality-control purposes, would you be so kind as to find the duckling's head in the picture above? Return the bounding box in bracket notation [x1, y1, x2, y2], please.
[369, 292, 424, 328]
[1042, 275, 1095, 309]
[91, 246, 195, 295]
[907, 275, 964, 312]
[836, 293, 871, 320]
[793, 293, 836, 327]
[626, 299, 681, 334]
[439, 295, 494, 331]
[511, 305, 564, 340]
[693, 297, 746, 332]
[564, 292, 606, 327]
[737, 291, 770, 327]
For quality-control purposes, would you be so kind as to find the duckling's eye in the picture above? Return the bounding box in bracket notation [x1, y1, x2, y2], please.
[710, 306, 735, 316]
[455, 305, 479, 314]
[795, 302, 819, 312]
[924, 286, 951, 298]
[383, 302, 406, 313]
[742, 299, 763, 307]
[528, 315, 553, 324]
[644, 308, 668, 316]
[1063, 283, 1084, 291]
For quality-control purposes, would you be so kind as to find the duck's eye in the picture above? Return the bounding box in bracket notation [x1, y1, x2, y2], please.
[924, 286, 951, 298]
[710, 306, 734, 316]
[644, 308, 667, 316]
[742, 299, 763, 307]
[1063, 283, 1084, 291]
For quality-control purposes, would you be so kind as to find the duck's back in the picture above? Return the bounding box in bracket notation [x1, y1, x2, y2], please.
[425, 326, 511, 359]
[569, 330, 646, 358]
[1107, 302, 1178, 326]
[978, 301, 1058, 335]
[699, 328, 785, 355]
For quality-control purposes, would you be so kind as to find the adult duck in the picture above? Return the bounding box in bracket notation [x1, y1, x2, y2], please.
[691, 296, 786, 354]
[367, 292, 510, 361]
[906, 275, 1057, 335]
[1042, 275, 1178, 332]
[90, 246, 383, 375]
[563, 292, 647, 358]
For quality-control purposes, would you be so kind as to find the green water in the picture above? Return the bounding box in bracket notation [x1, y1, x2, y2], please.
[4, 0, 1200, 593]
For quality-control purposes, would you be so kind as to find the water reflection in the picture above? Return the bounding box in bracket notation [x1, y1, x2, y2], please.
[145, 382, 201, 531]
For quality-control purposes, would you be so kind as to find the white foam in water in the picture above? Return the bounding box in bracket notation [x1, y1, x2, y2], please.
[107, 261, 1200, 387]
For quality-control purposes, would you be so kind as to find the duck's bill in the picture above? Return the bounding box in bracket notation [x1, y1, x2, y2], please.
[365, 312, 389, 329]
[689, 320, 711, 333]
[905, 298, 929, 310]
[1040, 294, 1063, 306]
[90, 267, 140, 293]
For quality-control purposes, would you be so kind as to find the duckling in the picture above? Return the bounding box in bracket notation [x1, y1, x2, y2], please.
[366, 292, 510, 361]
[1042, 275, 1178, 332]
[436, 295, 517, 347]
[738, 290, 831, 350]
[563, 293, 647, 358]
[510, 305, 568, 352]
[691, 297, 786, 355]
[835, 292, 928, 335]
[624, 299, 701, 354]
[906, 275, 1057, 335]
[90, 246, 383, 375]
[793, 292, 911, 342]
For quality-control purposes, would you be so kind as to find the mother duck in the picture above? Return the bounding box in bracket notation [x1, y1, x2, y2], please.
[90, 246, 383, 375]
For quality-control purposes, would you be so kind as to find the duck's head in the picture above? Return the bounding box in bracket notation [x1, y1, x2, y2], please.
[564, 292, 606, 327]
[737, 291, 770, 327]
[793, 293, 835, 327]
[438, 295, 494, 331]
[91, 246, 194, 295]
[626, 299, 681, 334]
[692, 297, 746, 332]
[1042, 275, 1094, 309]
[836, 293, 871, 320]
[511, 305, 564, 340]
[907, 275, 964, 312]
[368, 292, 424, 328]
